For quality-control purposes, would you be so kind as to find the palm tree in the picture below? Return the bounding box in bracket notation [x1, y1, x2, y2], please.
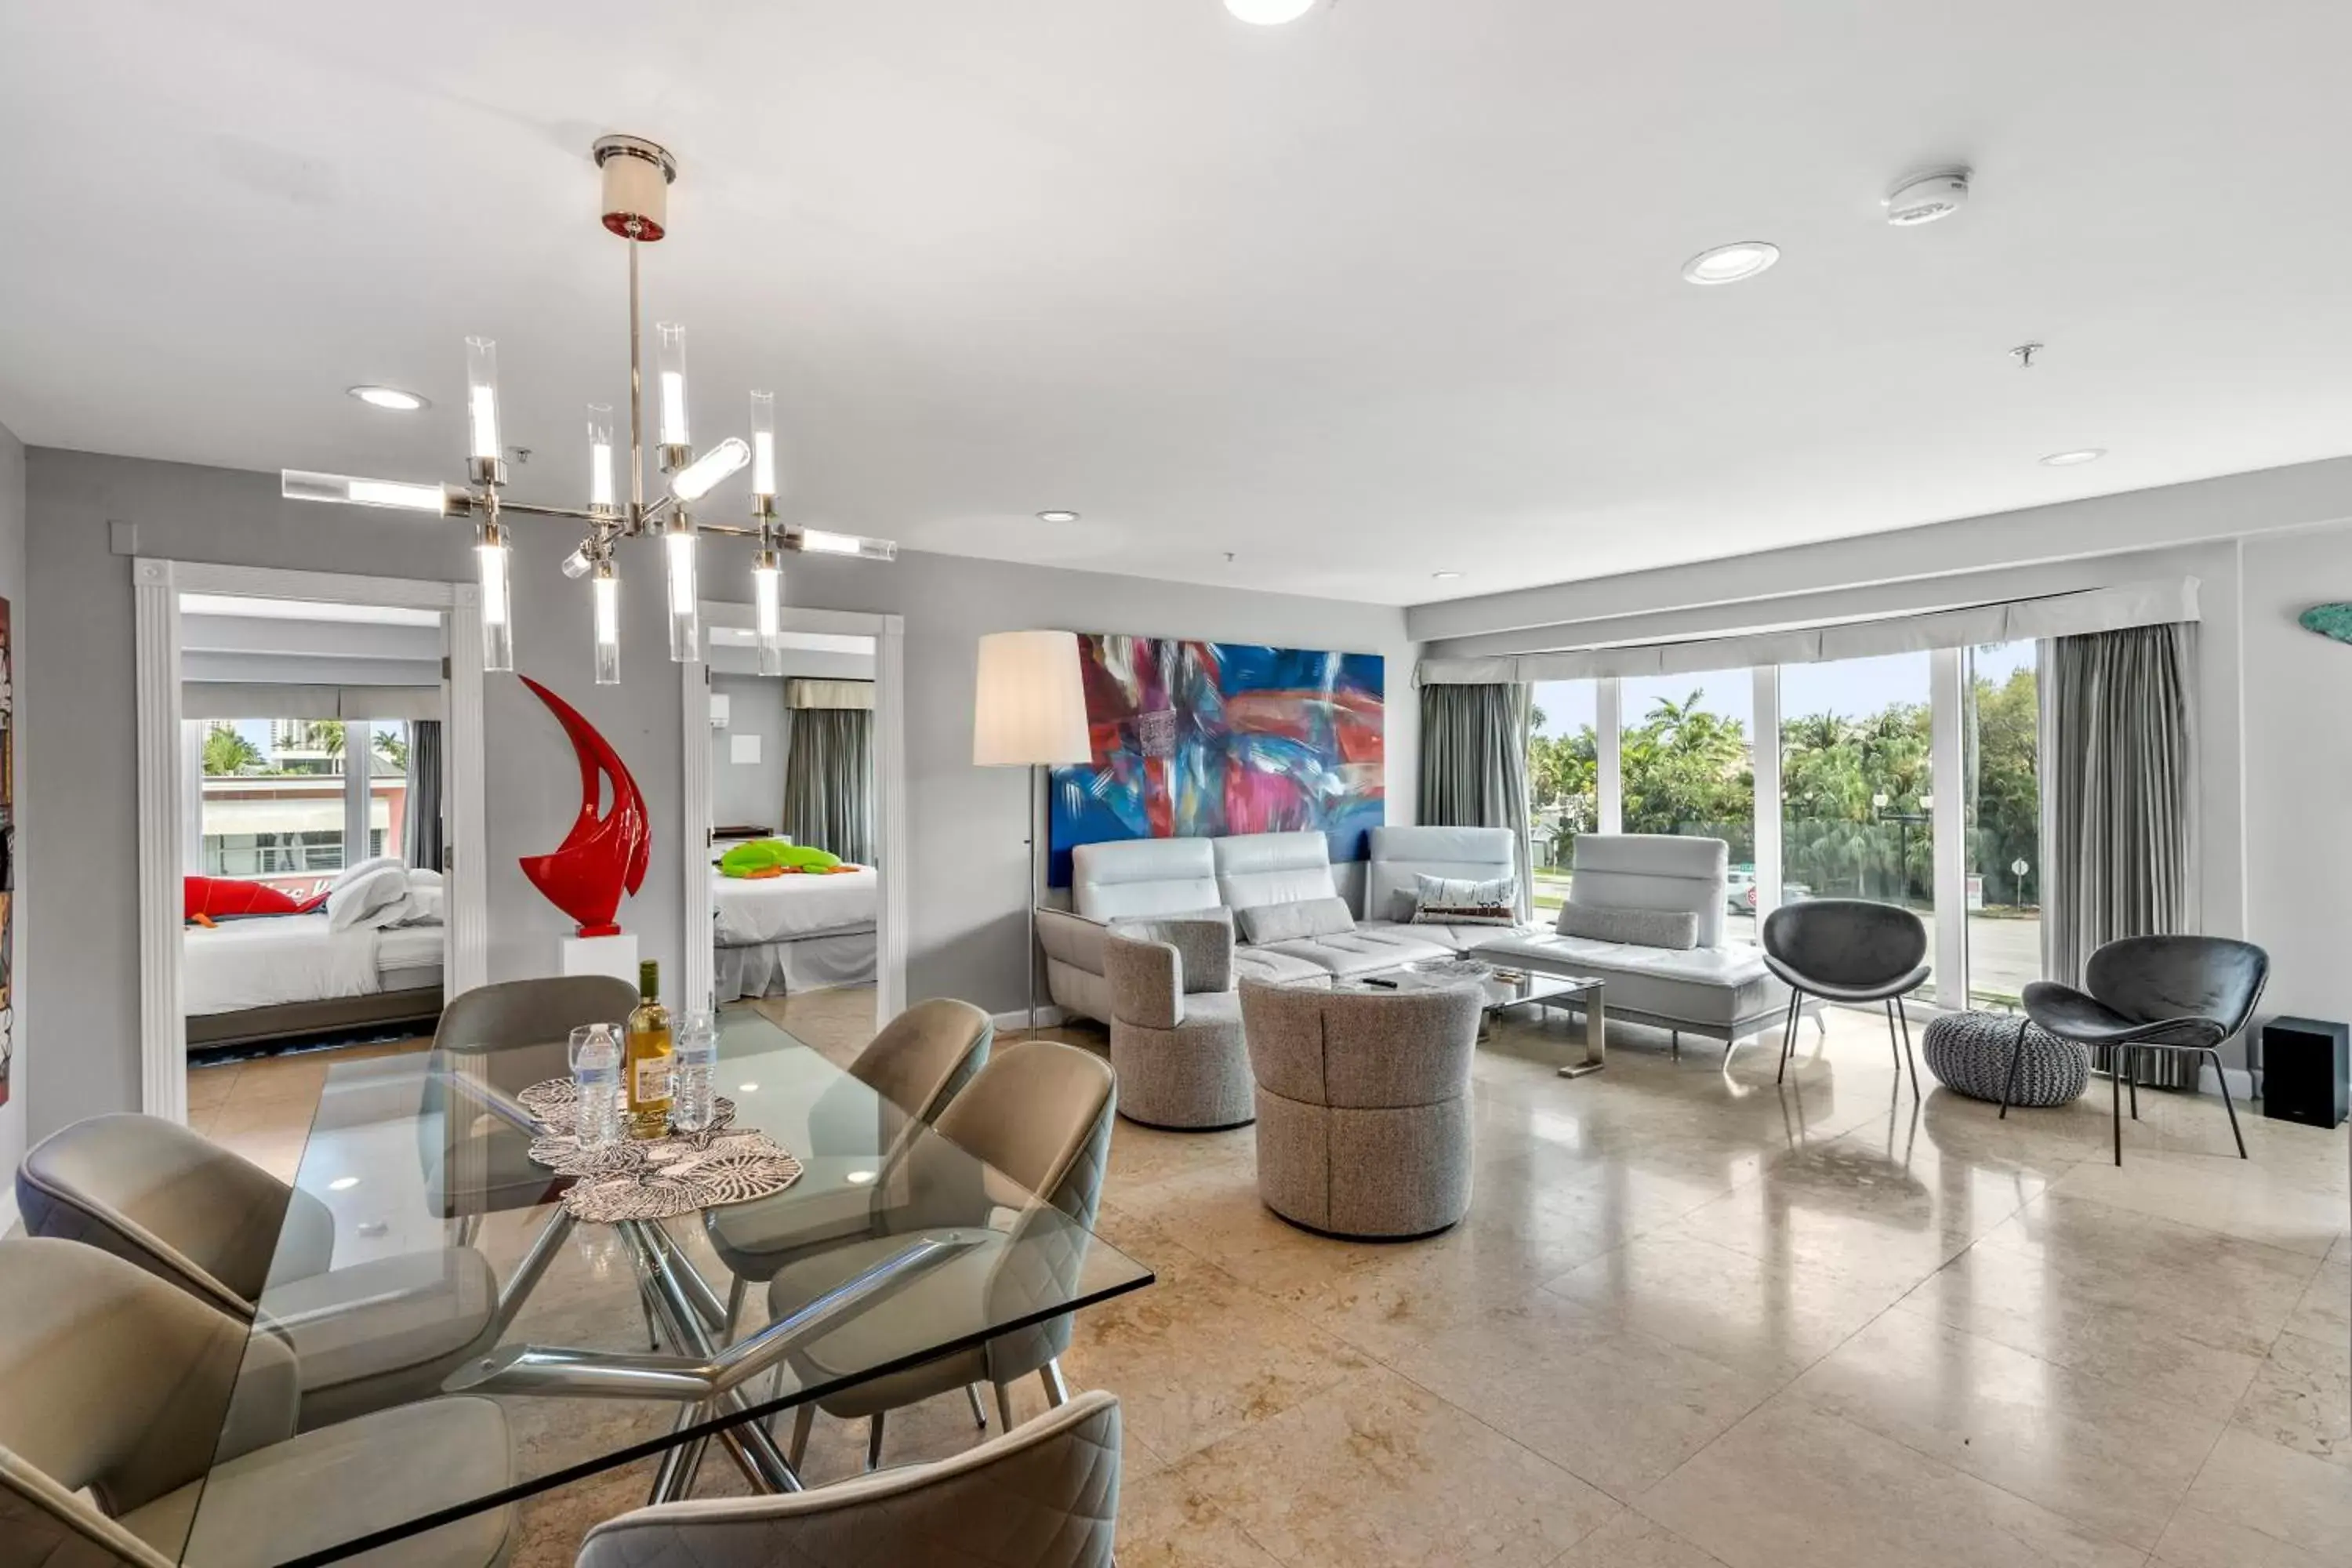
[373, 730, 408, 771]
[201, 724, 263, 776]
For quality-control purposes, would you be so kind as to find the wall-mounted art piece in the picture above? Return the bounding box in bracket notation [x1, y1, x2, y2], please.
[1048, 635, 1385, 885]
[518, 677, 650, 936]
[0, 597, 15, 1109]
[2298, 602, 2352, 644]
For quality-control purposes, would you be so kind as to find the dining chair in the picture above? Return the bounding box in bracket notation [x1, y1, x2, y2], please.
[423, 974, 639, 1230]
[1762, 898, 1931, 1097]
[2016, 935, 2270, 1166]
[15, 1112, 503, 1432]
[707, 997, 994, 1327]
[0, 1236, 514, 1568]
[767, 1039, 1117, 1472]
[575, 1391, 1122, 1568]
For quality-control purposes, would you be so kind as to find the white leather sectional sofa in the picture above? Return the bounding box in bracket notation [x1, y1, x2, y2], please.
[1036, 825, 1798, 1052]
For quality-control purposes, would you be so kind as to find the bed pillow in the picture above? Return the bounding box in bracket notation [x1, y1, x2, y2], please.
[1555, 902, 1700, 950]
[1234, 897, 1356, 946]
[332, 855, 405, 891]
[1410, 873, 1519, 927]
[397, 881, 445, 926]
[326, 862, 413, 931]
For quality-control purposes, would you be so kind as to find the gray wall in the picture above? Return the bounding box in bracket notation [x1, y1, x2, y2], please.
[20, 448, 1417, 1137]
[709, 673, 789, 831]
[0, 419, 23, 1187]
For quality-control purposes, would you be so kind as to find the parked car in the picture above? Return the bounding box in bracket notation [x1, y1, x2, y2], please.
[1726, 869, 1811, 913]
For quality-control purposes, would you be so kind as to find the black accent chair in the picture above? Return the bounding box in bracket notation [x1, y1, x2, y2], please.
[1761, 899, 1932, 1097]
[2012, 935, 2269, 1166]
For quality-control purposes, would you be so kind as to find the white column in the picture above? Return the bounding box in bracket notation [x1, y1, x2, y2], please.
[1929, 645, 1968, 1007]
[1596, 677, 1623, 833]
[1751, 666, 1782, 913]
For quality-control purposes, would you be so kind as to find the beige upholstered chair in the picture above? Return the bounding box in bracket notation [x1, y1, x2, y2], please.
[16, 1112, 502, 1432]
[1239, 978, 1482, 1238]
[577, 1391, 1121, 1568]
[707, 998, 995, 1319]
[0, 1237, 514, 1568]
[1103, 914, 1252, 1130]
[767, 1040, 1116, 1471]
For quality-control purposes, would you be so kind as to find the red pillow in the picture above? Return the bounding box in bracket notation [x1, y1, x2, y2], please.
[184, 876, 328, 921]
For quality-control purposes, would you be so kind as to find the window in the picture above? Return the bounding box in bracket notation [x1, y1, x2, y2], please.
[1526, 681, 1598, 916]
[191, 715, 418, 895]
[1964, 642, 2039, 1009]
[1620, 671, 1757, 942]
[1780, 652, 1934, 984]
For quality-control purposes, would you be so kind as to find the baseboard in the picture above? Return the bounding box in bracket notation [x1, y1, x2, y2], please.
[2197, 1061, 2257, 1102]
[0, 1185, 19, 1240]
[993, 1004, 1069, 1033]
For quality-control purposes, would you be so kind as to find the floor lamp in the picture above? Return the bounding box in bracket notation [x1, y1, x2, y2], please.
[973, 630, 1092, 1030]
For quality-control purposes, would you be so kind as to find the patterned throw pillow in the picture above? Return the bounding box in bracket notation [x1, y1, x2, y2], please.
[1410, 873, 1519, 927]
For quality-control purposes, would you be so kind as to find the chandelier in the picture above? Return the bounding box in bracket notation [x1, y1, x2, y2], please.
[281, 135, 897, 684]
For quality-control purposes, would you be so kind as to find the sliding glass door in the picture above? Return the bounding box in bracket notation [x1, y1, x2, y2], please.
[1619, 671, 1757, 942]
[1527, 681, 1598, 918]
[1777, 653, 1935, 986]
[1962, 642, 2039, 1009]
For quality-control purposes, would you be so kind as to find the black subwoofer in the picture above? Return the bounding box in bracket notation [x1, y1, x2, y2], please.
[2261, 1016, 2349, 1130]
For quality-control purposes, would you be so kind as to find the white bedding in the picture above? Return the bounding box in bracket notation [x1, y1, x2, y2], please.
[713, 866, 878, 947]
[184, 916, 445, 1015]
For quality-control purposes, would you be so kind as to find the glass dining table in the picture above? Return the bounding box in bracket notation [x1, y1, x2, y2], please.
[168, 1009, 1155, 1567]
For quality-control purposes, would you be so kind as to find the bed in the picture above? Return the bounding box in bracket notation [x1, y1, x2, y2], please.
[712, 866, 877, 1001]
[184, 916, 445, 1051]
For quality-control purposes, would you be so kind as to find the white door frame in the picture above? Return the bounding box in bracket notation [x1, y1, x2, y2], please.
[133, 559, 488, 1123]
[680, 605, 906, 1031]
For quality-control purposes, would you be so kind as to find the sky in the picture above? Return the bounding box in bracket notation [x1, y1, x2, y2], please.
[1532, 641, 2035, 738]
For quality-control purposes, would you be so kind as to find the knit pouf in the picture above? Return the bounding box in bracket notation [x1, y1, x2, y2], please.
[1922, 1011, 2089, 1106]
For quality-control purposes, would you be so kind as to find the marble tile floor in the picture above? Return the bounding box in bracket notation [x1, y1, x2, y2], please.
[183, 996, 2350, 1568]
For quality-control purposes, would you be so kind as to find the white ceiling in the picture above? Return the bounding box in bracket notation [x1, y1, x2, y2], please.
[5, 2, 2350, 606]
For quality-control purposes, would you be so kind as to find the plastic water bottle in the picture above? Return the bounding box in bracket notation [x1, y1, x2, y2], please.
[574, 1025, 622, 1150]
[672, 1010, 720, 1133]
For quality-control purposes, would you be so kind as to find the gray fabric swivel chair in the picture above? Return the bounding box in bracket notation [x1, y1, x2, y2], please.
[1103, 915, 1252, 1130]
[16, 1112, 502, 1432]
[765, 1040, 1116, 1473]
[576, 1391, 1121, 1568]
[0, 1237, 513, 1568]
[2016, 935, 2269, 1165]
[1239, 978, 1481, 1239]
[1761, 898, 1931, 1097]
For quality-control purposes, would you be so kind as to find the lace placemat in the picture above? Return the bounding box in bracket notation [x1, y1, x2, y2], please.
[518, 1077, 803, 1222]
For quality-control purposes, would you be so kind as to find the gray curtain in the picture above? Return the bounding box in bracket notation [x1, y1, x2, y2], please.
[404, 719, 444, 872]
[783, 708, 875, 867]
[1417, 682, 1534, 920]
[2042, 623, 2198, 1087]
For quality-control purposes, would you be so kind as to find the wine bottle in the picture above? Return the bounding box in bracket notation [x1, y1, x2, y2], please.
[623, 958, 675, 1138]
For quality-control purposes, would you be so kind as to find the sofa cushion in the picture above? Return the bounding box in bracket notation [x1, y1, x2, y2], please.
[1259, 927, 1454, 978]
[1411, 873, 1519, 927]
[1472, 931, 1782, 1027]
[1236, 897, 1356, 946]
[1073, 837, 1221, 922]
[1356, 919, 1496, 954]
[1367, 826, 1519, 924]
[1212, 830, 1340, 911]
[1555, 902, 1699, 950]
[1232, 948, 1334, 987]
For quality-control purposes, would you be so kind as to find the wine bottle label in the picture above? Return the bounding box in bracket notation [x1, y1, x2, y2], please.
[633, 1056, 673, 1102]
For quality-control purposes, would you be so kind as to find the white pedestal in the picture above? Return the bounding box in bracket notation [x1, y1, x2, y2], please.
[559, 931, 640, 985]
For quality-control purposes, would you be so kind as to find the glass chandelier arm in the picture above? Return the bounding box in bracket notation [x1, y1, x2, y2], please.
[789, 528, 899, 561]
[466, 337, 503, 463]
[281, 470, 469, 515]
[669, 437, 749, 503]
[749, 390, 777, 499]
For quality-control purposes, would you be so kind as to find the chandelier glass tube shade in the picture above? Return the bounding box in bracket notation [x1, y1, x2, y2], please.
[279, 134, 898, 684]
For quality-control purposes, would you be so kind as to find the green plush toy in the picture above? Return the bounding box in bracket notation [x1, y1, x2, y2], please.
[719, 839, 843, 877]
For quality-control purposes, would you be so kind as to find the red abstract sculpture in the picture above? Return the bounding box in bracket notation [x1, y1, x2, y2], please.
[517, 676, 650, 937]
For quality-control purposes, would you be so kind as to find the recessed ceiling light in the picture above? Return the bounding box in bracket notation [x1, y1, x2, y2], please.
[1036, 510, 1081, 524]
[348, 385, 428, 412]
[1226, 0, 1317, 23]
[2040, 448, 2107, 467]
[1432, 571, 1462, 580]
[1680, 241, 1780, 286]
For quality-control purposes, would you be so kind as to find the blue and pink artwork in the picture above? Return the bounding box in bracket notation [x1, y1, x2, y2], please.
[1048, 635, 1385, 886]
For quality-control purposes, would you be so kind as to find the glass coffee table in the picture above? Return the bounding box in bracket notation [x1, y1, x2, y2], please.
[1336, 961, 1608, 1076]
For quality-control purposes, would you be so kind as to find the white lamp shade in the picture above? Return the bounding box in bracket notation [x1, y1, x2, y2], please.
[974, 630, 1093, 766]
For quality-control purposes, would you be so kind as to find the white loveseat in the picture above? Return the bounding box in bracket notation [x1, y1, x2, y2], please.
[1469, 834, 1799, 1049]
[1036, 826, 1512, 1025]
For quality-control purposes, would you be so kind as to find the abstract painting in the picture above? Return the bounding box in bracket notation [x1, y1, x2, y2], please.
[1048, 635, 1384, 886]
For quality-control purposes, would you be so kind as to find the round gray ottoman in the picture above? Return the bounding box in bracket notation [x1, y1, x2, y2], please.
[1922, 1011, 2088, 1105]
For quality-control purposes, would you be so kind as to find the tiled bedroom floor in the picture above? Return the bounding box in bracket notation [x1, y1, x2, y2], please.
[189, 998, 2350, 1568]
